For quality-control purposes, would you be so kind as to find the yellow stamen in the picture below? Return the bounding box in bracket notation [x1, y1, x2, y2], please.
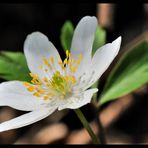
[64, 58, 68, 65]
[33, 92, 41, 97]
[47, 92, 55, 96]
[43, 77, 48, 82]
[27, 86, 35, 92]
[24, 52, 83, 101]
[43, 96, 49, 100]
[23, 82, 30, 87]
[64, 76, 69, 82]
[68, 53, 71, 58]
[43, 58, 49, 65]
[39, 65, 43, 69]
[69, 76, 76, 84]
[71, 59, 75, 64]
[50, 56, 54, 64]
[43, 58, 52, 69]
[72, 66, 77, 73]
[37, 89, 45, 95]
[76, 57, 82, 65]
[66, 50, 69, 58]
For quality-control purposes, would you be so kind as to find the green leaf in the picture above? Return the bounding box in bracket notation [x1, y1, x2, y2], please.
[0, 51, 31, 81]
[60, 20, 74, 51]
[92, 26, 106, 56]
[99, 41, 148, 105]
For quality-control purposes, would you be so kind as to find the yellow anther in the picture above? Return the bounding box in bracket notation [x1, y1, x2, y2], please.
[29, 72, 34, 77]
[58, 61, 62, 65]
[72, 66, 77, 73]
[43, 58, 52, 69]
[55, 71, 60, 75]
[43, 96, 49, 100]
[76, 59, 81, 65]
[27, 86, 35, 92]
[66, 50, 69, 58]
[33, 92, 41, 97]
[71, 59, 75, 64]
[39, 65, 43, 69]
[68, 53, 71, 58]
[43, 58, 49, 65]
[58, 61, 63, 65]
[70, 76, 76, 84]
[31, 80, 35, 84]
[64, 58, 68, 65]
[30, 73, 42, 85]
[47, 92, 55, 96]
[29, 73, 39, 79]
[23, 82, 30, 87]
[43, 77, 48, 82]
[64, 76, 69, 81]
[50, 56, 54, 64]
[76, 54, 82, 65]
[37, 89, 45, 94]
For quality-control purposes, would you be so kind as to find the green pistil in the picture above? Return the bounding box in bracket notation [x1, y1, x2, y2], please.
[50, 72, 70, 96]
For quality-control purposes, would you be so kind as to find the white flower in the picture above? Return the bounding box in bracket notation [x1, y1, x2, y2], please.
[0, 16, 121, 132]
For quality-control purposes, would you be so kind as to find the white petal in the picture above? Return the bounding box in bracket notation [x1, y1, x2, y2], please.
[70, 16, 98, 78]
[0, 107, 56, 132]
[58, 88, 98, 110]
[85, 36, 122, 89]
[24, 32, 63, 79]
[0, 81, 49, 111]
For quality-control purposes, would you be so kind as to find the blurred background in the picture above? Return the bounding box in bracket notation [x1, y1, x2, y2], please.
[0, 3, 148, 144]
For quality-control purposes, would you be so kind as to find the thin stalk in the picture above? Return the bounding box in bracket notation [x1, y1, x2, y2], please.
[74, 109, 100, 144]
[95, 107, 106, 144]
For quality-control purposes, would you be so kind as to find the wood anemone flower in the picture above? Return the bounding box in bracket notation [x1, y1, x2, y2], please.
[0, 16, 121, 132]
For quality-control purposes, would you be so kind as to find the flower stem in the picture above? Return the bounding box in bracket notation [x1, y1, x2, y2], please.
[95, 107, 106, 144]
[74, 109, 100, 144]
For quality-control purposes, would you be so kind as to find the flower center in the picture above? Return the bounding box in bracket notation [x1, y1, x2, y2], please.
[23, 50, 82, 101]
